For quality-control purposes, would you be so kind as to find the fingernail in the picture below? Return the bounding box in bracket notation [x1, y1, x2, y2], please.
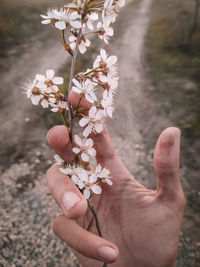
[98, 246, 118, 262]
[62, 192, 81, 215]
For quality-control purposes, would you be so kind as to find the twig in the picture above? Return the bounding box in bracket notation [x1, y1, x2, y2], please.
[67, 28, 83, 143]
[87, 200, 108, 267]
[87, 200, 102, 237]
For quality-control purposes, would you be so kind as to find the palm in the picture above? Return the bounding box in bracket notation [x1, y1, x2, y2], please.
[47, 125, 185, 267]
[76, 156, 182, 267]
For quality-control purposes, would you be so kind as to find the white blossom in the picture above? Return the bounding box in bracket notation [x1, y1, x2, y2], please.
[93, 49, 118, 78]
[60, 164, 88, 186]
[101, 90, 114, 118]
[64, 0, 82, 10]
[102, 0, 125, 25]
[41, 8, 81, 30]
[92, 164, 113, 186]
[69, 35, 91, 54]
[72, 78, 97, 103]
[73, 135, 96, 162]
[84, 13, 98, 30]
[36, 69, 63, 93]
[97, 22, 113, 44]
[50, 100, 68, 112]
[79, 106, 105, 137]
[24, 79, 43, 105]
[60, 164, 102, 199]
[83, 183, 102, 199]
[102, 0, 116, 25]
[41, 96, 56, 108]
[98, 73, 118, 93]
[54, 154, 64, 165]
[41, 9, 55, 24]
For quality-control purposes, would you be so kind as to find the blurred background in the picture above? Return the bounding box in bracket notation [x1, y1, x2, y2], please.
[0, 0, 199, 266]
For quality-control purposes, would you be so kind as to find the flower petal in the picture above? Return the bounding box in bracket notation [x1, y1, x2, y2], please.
[51, 107, 58, 112]
[71, 175, 79, 185]
[105, 178, 113, 185]
[83, 125, 92, 137]
[70, 20, 82, 29]
[107, 55, 117, 65]
[85, 138, 93, 147]
[52, 77, 63, 85]
[72, 78, 81, 88]
[72, 86, 82, 94]
[81, 152, 89, 162]
[74, 135, 82, 146]
[72, 147, 80, 154]
[88, 106, 96, 118]
[85, 94, 94, 103]
[100, 49, 107, 61]
[59, 168, 68, 175]
[46, 69, 54, 79]
[95, 123, 103, 133]
[36, 74, 45, 82]
[41, 99, 49, 108]
[79, 44, 87, 54]
[91, 184, 102, 194]
[41, 19, 51, 24]
[83, 188, 90, 199]
[89, 174, 97, 183]
[55, 21, 66, 30]
[31, 95, 41, 105]
[54, 154, 64, 164]
[90, 13, 98, 20]
[79, 118, 89, 127]
[88, 148, 96, 157]
[69, 35, 76, 42]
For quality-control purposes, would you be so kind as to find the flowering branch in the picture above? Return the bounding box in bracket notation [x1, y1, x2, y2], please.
[24, 0, 125, 265]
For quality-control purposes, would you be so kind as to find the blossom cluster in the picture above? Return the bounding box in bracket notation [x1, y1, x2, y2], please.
[24, 69, 68, 112]
[24, 0, 125, 199]
[41, 0, 125, 54]
[55, 153, 112, 199]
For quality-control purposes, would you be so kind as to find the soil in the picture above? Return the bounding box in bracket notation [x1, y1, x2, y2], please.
[0, 0, 199, 266]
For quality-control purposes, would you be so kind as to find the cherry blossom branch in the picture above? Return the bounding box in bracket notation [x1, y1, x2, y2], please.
[25, 2, 125, 266]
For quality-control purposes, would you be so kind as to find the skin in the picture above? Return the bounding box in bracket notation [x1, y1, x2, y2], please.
[46, 93, 186, 267]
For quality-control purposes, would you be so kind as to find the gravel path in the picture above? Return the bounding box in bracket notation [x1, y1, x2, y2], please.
[0, 0, 199, 266]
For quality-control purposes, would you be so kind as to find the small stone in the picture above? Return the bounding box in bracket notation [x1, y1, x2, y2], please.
[36, 151, 41, 156]
[2, 248, 14, 259]
[186, 237, 190, 242]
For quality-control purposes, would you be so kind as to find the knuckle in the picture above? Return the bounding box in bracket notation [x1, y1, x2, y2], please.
[155, 158, 176, 176]
[46, 165, 60, 190]
[52, 215, 65, 236]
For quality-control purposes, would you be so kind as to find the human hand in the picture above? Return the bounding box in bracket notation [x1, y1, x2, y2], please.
[46, 94, 185, 267]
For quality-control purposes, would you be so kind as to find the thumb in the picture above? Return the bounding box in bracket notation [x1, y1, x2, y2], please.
[154, 127, 184, 202]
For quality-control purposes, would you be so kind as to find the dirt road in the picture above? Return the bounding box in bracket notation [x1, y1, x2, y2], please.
[0, 0, 199, 266]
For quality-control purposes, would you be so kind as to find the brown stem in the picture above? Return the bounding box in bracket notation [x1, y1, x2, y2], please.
[84, 67, 101, 76]
[62, 30, 67, 46]
[88, 200, 102, 236]
[60, 112, 67, 127]
[67, 28, 83, 143]
[87, 200, 108, 267]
